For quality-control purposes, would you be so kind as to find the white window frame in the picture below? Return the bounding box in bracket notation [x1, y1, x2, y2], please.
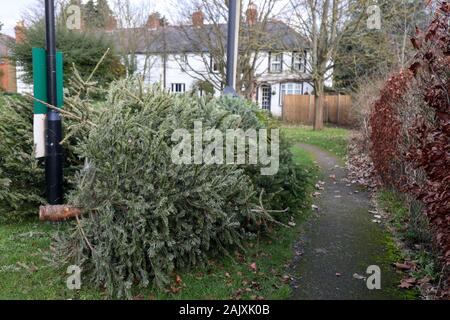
[280, 82, 303, 105]
[210, 56, 220, 73]
[171, 83, 186, 93]
[292, 51, 304, 72]
[270, 52, 283, 73]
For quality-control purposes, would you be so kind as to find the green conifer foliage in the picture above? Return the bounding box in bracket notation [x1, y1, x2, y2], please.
[53, 79, 309, 298]
[0, 96, 44, 220]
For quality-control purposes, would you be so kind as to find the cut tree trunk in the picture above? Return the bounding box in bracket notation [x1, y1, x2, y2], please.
[39, 205, 83, 222]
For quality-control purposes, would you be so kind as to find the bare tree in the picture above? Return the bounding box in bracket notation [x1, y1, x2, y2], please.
[289, 0, 369, 130]
[380, 0, 428, 69]
[111, 0, 167, 82]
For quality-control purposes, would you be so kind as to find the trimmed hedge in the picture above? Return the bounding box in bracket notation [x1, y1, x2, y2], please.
[369, 2, 449, 274]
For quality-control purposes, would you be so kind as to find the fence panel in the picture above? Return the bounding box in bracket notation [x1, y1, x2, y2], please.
[283, 94, 353, 126]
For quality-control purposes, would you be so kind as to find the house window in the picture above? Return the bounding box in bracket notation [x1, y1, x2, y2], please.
[171, 83, 186, 93]
[280, 82, 303, 104]
[292, 51, 304, 72]
[269, 53, 283, 73]
[210, 56, 220, 73]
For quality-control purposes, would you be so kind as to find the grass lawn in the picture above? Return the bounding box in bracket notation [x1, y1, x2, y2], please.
[0, 137, 318, 300]
[283, 125, 350, 160]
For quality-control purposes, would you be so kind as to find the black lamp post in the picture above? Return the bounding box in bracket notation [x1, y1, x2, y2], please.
[223, 0, 241, 96]
[44, 0, 63, 205]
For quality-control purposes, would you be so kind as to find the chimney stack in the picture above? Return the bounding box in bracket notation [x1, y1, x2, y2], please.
[14, 21, 26, 44]
[147, 12, 161, 29]
[246, 3, 258, 26]
[192, 10, 204, 27]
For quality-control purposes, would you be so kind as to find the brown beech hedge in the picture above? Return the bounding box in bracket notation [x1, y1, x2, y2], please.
[370, 2, 450, 266]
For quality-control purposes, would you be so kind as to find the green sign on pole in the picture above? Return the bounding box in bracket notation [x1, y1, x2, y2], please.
[32, 47, 64, 158]
[32, 47, 64, 114]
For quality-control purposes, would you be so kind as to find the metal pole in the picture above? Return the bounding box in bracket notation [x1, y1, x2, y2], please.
[223, 0, 241, 96]
[45, 0, 63, 205]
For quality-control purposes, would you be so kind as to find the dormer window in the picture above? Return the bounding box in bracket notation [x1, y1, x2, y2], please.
[269, 52, 283, 73]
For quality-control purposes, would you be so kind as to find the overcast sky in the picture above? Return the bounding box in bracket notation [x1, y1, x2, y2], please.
[0, 0, 170, 37]
[1, 0, 291, 37]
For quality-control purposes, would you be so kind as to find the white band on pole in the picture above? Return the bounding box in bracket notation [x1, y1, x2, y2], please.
[34, 114, 47, 158]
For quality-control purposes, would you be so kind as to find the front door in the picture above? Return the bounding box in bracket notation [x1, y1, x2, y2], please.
[261, 86, 271, 111]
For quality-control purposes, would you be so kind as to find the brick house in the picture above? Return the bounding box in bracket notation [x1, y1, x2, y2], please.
[0, 33, 17, 93]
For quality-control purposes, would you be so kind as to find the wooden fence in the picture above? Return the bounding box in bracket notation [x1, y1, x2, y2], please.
[283, 94, 353, 126]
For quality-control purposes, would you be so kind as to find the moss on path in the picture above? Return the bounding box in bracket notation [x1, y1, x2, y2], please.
[291, 143, 414, 300]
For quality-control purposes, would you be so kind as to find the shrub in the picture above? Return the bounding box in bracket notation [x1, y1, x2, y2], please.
[404, 3, 450, 266]
[10, 21, 125, 87]
[369, 2, 449, 276]
[54, 79, 309, 298]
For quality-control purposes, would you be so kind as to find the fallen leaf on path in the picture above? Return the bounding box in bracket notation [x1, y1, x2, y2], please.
[353, 273, 366, 280]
